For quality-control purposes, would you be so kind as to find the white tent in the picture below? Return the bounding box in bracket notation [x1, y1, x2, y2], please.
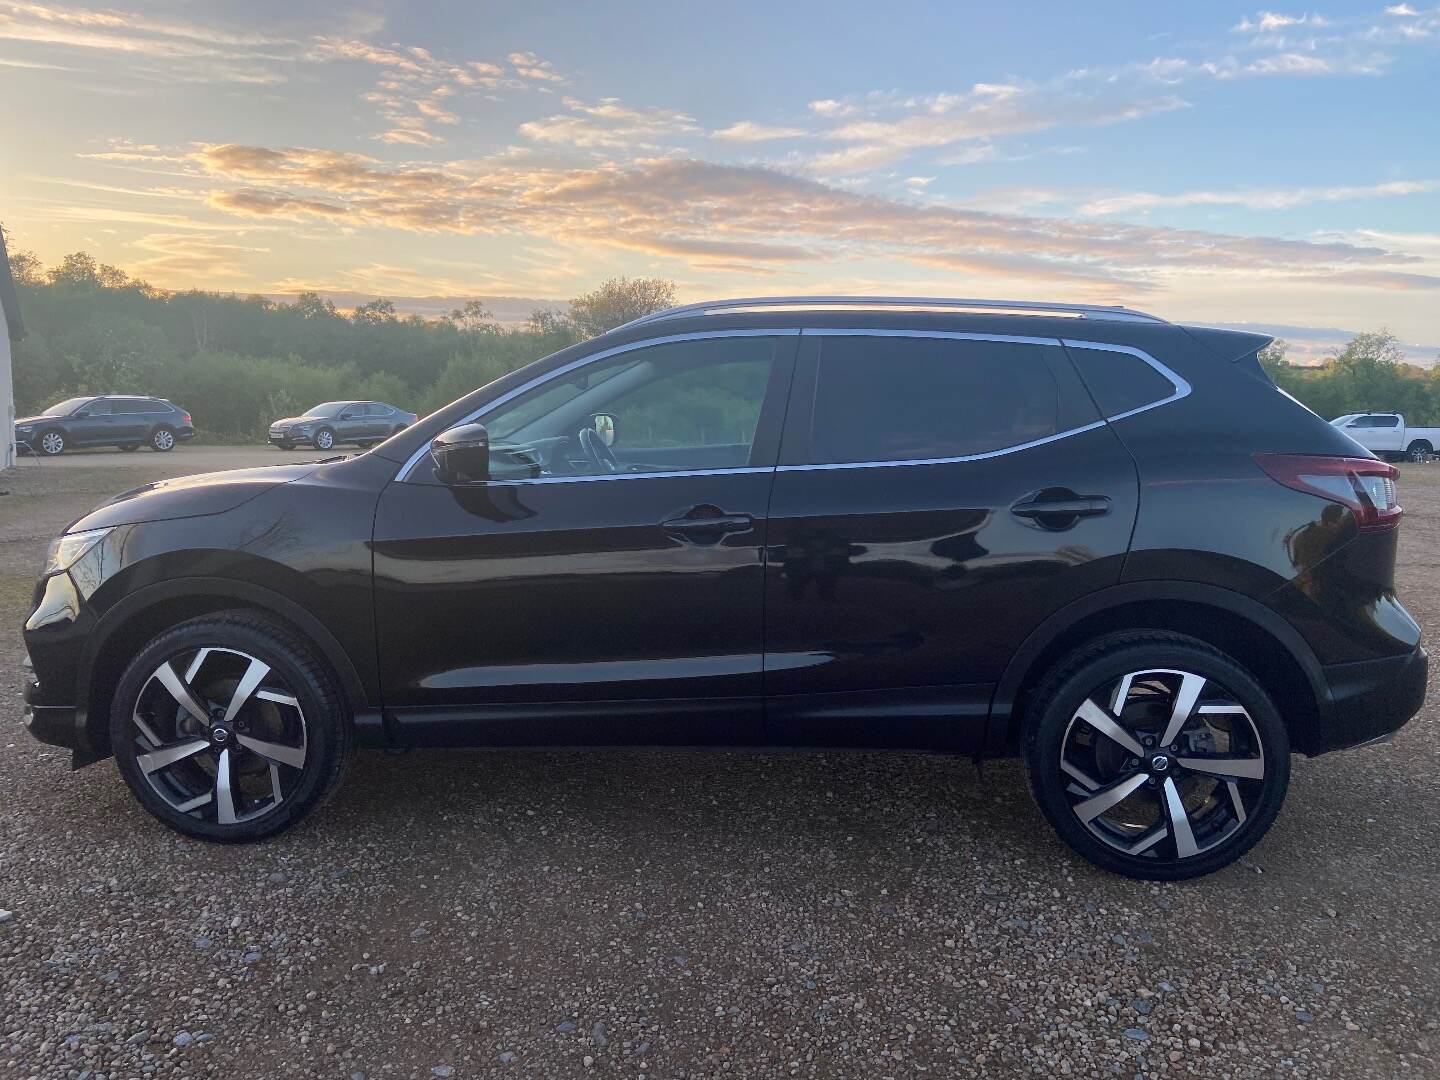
[0, 230, 21, 469]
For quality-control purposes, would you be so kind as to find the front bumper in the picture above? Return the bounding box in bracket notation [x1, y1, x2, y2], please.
[268, 431, 313, 446]
[22, 662, 101, 768]
[1312, 645, 1427, 754]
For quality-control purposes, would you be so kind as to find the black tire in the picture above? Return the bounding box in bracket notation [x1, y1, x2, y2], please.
[110, 611, 353, 842]
[150, 425, 176, 452]
[313, 428, 335, 451]
[119, 443, 141, 453]
[1407, 440, 1431, 462]
[1025, 631, 1290, 881]
[38, 428, 66, 456]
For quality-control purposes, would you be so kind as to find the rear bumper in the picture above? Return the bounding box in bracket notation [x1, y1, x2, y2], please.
[1312, 645, 1427, 754]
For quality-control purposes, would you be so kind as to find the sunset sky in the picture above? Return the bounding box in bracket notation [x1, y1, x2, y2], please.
[2, 0, 1438, 359]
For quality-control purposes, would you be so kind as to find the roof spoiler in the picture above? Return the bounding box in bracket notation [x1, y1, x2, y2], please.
[1182, 325, 1274, 364]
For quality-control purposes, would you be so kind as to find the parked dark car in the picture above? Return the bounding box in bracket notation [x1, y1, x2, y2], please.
[22, 297, 1426, 879]
[268, 400, 416, 451]
[15, 395, 194, 455]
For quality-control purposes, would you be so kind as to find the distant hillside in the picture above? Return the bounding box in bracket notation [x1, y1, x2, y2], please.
[270, 292, 567, 327]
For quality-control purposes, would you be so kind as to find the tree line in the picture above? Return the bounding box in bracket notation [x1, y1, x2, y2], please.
[1260, 333, 1440, 424]
[5, 246, 675, 438]
[4, 243, 1435, 438]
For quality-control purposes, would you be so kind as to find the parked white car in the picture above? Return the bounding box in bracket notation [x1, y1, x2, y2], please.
[1331, 412, 1440, 461]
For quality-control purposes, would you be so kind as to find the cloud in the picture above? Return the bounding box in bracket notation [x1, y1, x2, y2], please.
[181, 145, 1427, 300]
[1080, 179, 1440, 216]
[126, 232, 270, 282]
[1386, 3, 1418, 13]
[507, 50, 565, 83]
[806, 81, 1189, 174]
[312, 40, 568, 144]
[712, 121, 808, 142]
[208, 188, 349, 219]
[0, 0, 299, 82]
[519, 97, 699, 149]
[1233, 11, 1330, 34]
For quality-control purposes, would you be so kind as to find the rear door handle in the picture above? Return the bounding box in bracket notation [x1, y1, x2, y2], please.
[1010, 492, 1111, 529]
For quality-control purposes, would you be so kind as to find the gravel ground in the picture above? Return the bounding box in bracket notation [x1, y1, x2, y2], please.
[1, 452, 1437, 1080]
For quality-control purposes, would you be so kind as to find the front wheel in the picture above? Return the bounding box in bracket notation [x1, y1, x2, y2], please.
[110, 611, 352, 842]
[313, 428, 335, 451]
[1025, 632, 1289, 880]
[38, 429, 66, 456]
[150, 426, 176, 452]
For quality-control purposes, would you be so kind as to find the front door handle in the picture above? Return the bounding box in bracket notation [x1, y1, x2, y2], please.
[662, 506, 754, 542]
[1011, 491, 1111, 529]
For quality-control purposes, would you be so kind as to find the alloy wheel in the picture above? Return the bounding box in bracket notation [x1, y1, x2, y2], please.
[1060, 668, 1265, 861]
[40, 431, 64, 455]
[153, 428, 175, 450]
[128, 646, 308, 825]
[315, 430, 334, 450]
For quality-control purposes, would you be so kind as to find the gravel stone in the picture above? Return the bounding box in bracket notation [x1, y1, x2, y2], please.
[2, 448, 1439, 1080]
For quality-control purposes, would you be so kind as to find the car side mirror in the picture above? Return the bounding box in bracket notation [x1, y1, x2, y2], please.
[430, 422, 491, 484]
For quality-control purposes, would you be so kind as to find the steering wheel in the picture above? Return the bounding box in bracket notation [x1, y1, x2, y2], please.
[579, 426, 620, 473]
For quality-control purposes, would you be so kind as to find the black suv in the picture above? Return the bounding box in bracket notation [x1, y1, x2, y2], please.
[16, 395, 194, 455]
[21, 297, 1426, 879]
[268, 400, 416, 451]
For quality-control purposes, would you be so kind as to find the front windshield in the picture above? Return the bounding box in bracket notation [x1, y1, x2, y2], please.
[304, 402, 350, 418]
[44, 397, 92, 416]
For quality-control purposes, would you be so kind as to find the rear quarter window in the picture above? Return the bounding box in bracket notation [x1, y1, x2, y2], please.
[1066, 345, 1178, 418]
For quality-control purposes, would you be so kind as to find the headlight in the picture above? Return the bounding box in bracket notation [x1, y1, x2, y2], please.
[44, 527, 114, 576]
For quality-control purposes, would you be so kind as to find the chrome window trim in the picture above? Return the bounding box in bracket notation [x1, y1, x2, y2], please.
[396, 327, 1189, 483]
[775, 421, 1111, 473]
[482, 466, 775, 488]
[804, 327, 1060, 347]
[395, 328, 800, 482]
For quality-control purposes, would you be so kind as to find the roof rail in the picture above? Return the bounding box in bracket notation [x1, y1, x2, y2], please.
[615, 295, 1166, 332]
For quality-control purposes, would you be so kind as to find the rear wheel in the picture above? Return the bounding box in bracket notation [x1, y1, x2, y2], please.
[1407, 440, 1431, 462]
[110, 612, 352, 842]
[1025, 632, 1289, 880]
[39, 429, 65, 456]
[150, 426, 176, 452]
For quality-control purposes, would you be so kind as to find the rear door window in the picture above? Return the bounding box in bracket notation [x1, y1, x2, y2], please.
[795, 334, 1096, 465]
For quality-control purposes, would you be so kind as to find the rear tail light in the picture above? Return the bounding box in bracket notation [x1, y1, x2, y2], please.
[182, 413, 192, 426]
[1254, 454, 1401, 531]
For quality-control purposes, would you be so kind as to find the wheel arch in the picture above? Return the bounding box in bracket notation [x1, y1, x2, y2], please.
[989, 581, 1329, 757]
[76, 576, 374, 760]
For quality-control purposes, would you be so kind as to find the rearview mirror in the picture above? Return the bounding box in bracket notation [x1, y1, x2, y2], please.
[591, 413, 616, 447]
[430, 422, 491, 484]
